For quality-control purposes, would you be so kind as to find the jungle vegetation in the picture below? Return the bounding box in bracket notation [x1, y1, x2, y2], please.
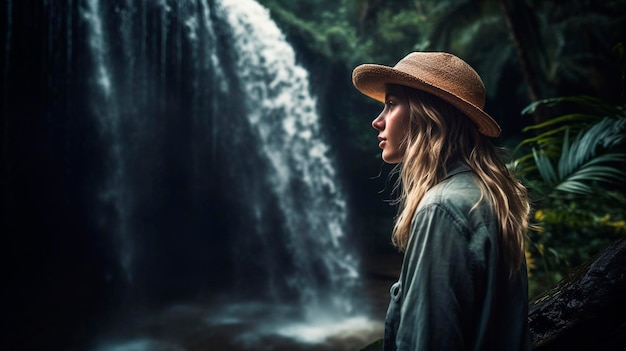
[258, 0, 626, 298]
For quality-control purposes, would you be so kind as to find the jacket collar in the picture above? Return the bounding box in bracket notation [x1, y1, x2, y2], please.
[443, 162, 472, 180]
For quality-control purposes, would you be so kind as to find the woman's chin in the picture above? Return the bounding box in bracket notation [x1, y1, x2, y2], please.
[382, 156, 402, 165]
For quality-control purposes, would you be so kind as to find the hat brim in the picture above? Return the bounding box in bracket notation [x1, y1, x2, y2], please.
[352, 64, 501, 137]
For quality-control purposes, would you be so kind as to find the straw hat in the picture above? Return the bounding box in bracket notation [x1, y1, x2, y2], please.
[352, 52, 501, 137]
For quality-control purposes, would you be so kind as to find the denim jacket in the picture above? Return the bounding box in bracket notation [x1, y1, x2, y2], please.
[383, 164, 530, 351]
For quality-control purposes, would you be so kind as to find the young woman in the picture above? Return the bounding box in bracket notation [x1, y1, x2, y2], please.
[352, 52, 531, 350]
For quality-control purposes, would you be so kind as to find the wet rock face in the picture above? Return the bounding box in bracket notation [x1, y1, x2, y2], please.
[529, 239, 626, 351]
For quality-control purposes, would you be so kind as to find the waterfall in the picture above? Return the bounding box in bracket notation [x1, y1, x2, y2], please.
[78, 0, 370, 347]
[215, 0, 359, 314]
[84, 0, 133, 283]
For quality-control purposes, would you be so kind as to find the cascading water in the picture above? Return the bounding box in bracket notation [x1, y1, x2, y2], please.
[215, 0, 358, 314]
[83, 0, 133, 283]
[77, 0, 379, 349]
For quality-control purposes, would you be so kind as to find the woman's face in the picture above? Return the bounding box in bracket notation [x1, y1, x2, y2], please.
[371, 84, 410, 164]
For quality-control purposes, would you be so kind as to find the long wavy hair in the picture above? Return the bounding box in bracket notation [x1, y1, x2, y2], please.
[390, 84, 530, 272]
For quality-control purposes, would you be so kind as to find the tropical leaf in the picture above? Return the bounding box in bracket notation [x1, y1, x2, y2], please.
[515, 125, 570, 154]
[521, 95, 621, 117]
[521, 113, 601, 132]
[529, 117, 626, 199]
[532, 148, 558, 186]
[555, 161, 626, 196]
[515, 96, 626, 181]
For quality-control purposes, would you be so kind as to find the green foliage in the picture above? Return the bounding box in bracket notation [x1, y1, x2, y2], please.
[355, 8, 428, 66]
[258, 0, 429, 67]
[514, 96, 626, 298]
[258, 0, 354, 61]
[531, 120, 626, 195]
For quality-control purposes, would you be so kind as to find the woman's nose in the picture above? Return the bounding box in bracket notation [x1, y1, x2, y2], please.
[372, 113, 384, 131]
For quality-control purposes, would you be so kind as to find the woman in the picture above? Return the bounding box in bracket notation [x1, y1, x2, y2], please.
[352, 52, 531, 350]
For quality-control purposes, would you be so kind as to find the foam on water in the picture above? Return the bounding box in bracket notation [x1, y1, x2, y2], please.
[275, 315, 381, 344]
[94, 338, 184, 351]
[205, 301, 383, 346]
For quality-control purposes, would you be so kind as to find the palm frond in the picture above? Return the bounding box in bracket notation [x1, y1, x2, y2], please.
[556, 161, 626, 196]
[515, 97, 626, 182]
[550, 119, 626, 197]
[532, 148, 558, 186]
[521, 113, 601, 132]
[526, 116, 626, 199]
[522, 95, 621, 117]
[558, 128, 573, 180]
[514, 125, 569, 153]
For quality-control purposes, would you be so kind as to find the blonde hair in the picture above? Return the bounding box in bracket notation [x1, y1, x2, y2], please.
[391, 85, 530, 272]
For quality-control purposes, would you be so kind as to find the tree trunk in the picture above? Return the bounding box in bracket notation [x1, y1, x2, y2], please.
[498, 0, 548, 124]
[529, 238, 626, 350]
